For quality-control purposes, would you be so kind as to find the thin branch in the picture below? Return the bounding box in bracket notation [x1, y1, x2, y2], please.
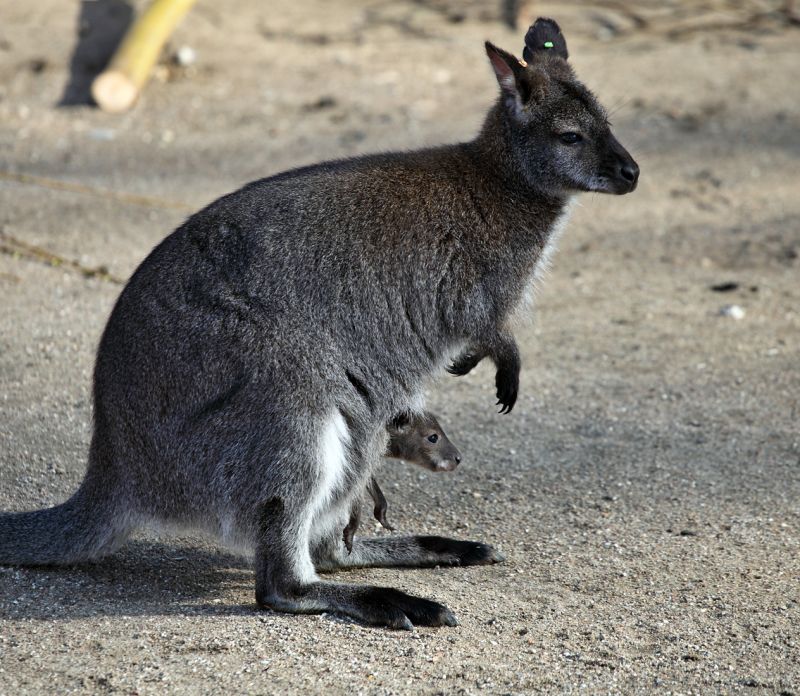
[0, 170, 193, 212]
[0, 232, 125, 284]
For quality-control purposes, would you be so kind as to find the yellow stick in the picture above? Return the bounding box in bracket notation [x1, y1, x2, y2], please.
[91, 0, 197, 113]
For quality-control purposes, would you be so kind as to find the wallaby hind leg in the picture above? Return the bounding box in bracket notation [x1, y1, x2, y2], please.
[314, 533, 505, 571]
[254, 498, 457, 629]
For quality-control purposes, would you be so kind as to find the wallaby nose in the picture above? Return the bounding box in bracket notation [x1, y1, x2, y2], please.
[620, 162, 639, 187]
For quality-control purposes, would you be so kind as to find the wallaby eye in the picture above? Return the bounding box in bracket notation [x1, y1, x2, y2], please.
[427, 433, 439, 444]
[559, 132, 583, 145]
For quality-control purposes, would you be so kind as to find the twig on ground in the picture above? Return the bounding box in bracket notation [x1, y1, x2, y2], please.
[0, 231, 125, 284]
[0, 170, 193, 212]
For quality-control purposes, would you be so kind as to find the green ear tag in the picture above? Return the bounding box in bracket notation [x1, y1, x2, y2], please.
[544, 41, 554, 49]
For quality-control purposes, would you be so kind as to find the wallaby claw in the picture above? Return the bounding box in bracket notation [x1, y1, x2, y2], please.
[342, 511, 359, 554]
[343, 526, 355, 554]
[377, 513, 395, 532]
[354, 587, 458, 629]
[495, 368, 519, 414]
[373, 499, 395, 532]
[447, 352, 482, 376]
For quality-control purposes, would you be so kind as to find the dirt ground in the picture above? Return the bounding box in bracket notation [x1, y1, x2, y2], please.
[1, 1, 798, 694]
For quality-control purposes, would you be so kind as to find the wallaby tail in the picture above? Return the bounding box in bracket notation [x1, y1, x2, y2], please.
[0, 472, 133, 566]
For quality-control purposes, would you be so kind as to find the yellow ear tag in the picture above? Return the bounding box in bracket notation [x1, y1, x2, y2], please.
[544, 41, 554, 49]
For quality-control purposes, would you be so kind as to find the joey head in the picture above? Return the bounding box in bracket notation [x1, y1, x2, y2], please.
[342, 411, 462, 553]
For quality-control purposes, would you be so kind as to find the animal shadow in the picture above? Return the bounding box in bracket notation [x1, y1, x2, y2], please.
[0, 538, 255, 620]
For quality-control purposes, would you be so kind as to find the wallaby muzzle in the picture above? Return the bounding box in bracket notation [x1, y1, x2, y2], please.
[433, 444, 462, 472]
[603, 131, 639, 194]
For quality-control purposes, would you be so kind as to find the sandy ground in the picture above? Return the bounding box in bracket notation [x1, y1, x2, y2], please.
[1, 1, 799, 693]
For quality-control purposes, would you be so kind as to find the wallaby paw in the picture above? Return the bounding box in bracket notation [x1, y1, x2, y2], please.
[373, 501, 394, 531]
[447, 352, 481, 376]
[354, 587, 457, 629]
[376, 513, 395, 532]
[342, 526, 355, 554]
[416, 536, 506, 566]
[495, 368, 519, 414]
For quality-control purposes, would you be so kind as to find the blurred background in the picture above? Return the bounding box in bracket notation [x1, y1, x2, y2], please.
[0, 1, 798, 277]
[1, 1, 798, 694]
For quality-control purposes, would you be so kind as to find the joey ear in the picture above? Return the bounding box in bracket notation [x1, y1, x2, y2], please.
[523, 17, 569, 62]
[387, 412, 412, 436]
[485, 41, 534, 110]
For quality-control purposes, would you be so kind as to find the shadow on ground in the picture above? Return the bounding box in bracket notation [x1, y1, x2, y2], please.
[0, 540, 256, 621]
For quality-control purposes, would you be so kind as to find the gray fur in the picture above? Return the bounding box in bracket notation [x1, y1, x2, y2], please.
[0, 18, 638, 628]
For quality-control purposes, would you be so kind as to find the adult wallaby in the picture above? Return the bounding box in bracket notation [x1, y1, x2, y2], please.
[342, 410, 462, 552]
[0, 19, 638, 629]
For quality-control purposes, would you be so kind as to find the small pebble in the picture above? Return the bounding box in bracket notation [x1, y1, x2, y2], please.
[719, 304, 745, 320]
[710, 281, 738, 293]
[175, 45, 196, 67]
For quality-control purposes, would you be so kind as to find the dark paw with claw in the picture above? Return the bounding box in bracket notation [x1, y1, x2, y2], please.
[447, 351, 483, 376]
[343, 507, 360, 554]
[368, 477, 395, 531]
[356, 587, 458, 630]
[342, 522, 356, 554]
[495, 365, 518, 414]
[373, 500, 395, 531]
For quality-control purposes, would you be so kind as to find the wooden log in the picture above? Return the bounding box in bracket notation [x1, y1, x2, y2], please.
[91, 0, 196, 113]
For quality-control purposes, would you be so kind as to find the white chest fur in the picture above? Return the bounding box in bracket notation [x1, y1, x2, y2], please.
[510, 197, 576, 326]
[295, 410, 352, 580]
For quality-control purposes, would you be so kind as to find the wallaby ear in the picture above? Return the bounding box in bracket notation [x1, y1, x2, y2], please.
[523, 17, 569, 63]
[485, 41, 534, 109]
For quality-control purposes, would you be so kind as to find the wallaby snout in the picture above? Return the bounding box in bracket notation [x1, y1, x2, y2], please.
[432, 443, 462, 472]
[604, 132, 639, 194]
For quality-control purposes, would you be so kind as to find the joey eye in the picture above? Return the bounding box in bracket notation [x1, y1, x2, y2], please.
[427, 434, 439, 444]
[559, 132, 583, 145]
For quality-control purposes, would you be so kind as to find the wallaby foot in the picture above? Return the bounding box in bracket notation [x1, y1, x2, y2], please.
[257, 498, 456, 629]
[316, 534, 505, 571]
[256, 581, 457, 630]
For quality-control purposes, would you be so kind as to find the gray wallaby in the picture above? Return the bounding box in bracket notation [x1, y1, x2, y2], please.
[0, 18, 638, 629]
[342, 410, 462, 552]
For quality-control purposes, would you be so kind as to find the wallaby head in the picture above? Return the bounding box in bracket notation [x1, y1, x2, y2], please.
[386, 412, 462, 473]
[484, 18, 639, 197]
